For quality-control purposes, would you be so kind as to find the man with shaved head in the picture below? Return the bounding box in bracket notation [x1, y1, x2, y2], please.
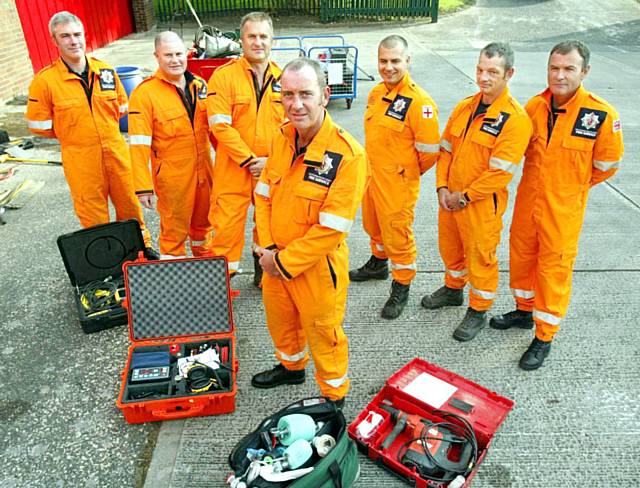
[128, 31, 214, 257]
[349, 35, 440, 319]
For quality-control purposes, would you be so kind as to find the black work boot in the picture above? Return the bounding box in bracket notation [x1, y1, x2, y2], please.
[452, 307, 487, 342]
[253, 252, 263, 288]
[519, 338, 552, 370]
[490, 309, 534, 330]
[381, 281, 410, 319]
[251, 364, 305, 389]
[143, 247, 160, 260]
[421, 286, 464, 310]
[349, 255, 389, 282]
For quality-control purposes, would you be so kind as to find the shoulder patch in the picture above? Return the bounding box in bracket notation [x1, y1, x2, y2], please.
[271, 78, 281, 93]
[612, 119, 622, 133]
[422, 105, 435, 119]
[385, 94, 412, 122]
[572, 107, 607, 140]
[303, 151, 343, 188]
[98, 68, 116, 91]
[480, 111, 510, 137]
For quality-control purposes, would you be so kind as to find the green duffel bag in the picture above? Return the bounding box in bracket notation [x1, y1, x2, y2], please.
[228, 397, 360, 488]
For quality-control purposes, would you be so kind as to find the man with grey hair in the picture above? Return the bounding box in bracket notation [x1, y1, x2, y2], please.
[491, 40, 623, 370]
[251, 58, 367, 406]
[206, 11, 285, 284]
[26, 11, 155, 255]
[349, 34, 440, 320]
[127, 31, 213, 257]
[421, 42, 532, 342]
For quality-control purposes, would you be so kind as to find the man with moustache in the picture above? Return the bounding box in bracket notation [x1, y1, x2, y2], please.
[128, 31, 214, 258]
[421, 43, 532, 342]
[491, 40, 624, 370]
[251, 58, 367, 406]
[206, 11, 285, 284]
[26, 11, 155, 254]
[349, 35, 440, 319]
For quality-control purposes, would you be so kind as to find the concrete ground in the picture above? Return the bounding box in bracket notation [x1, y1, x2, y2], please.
[0, 0, 639, 487]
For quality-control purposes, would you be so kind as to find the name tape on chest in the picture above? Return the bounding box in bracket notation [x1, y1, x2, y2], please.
[98, 69, 116, 91]
[385, 95, 412, 122]
[572, 107, 608, 139]
[480, 111, 510, 137]
[303, 151, 343, 188]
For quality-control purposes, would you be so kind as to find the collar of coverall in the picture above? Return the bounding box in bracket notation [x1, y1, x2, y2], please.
[56, 56, 98, 81]
[239, 55, 280, 82]
[154, 67, 197, 91]
[282, 109, 334, 169]
[382, 71, 412, 100]
[540, 83, 586, 110]
[470, 84, 513, 121]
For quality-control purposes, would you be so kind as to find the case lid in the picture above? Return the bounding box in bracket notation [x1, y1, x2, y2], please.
[56, 219, 145, 287]
[386, 358, 514, 441]
[124, 257, 234, 342]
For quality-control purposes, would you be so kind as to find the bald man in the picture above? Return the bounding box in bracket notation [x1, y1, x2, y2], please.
[128, 31, 214, 257]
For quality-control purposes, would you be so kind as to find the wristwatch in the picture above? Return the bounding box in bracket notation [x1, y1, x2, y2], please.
[458, 192, 469, 208]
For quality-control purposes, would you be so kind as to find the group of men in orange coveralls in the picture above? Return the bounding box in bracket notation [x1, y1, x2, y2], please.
[26, 10, 623, 406]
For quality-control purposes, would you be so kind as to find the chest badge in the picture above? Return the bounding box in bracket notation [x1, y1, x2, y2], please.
[581, 111, 600, 130]
[317, 154, 333, 175]
[385, 94, 412, 122]
[572, 107, 607, 139]
[98, 69, 116, 91]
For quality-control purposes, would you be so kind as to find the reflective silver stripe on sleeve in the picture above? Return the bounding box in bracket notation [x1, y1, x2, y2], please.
[319, 212, 353, 233]
[533, 309, 562, 325]
[489, 157, 517, 174]
[27, 119, 53, 130]
[254, 181, 271, 198]
[129, 135, 152, 146]
[391, 261, 417, 270]
[511, 288, 535, 299]
[440, 138, 452, 153]
[208, 114, 232, 127]
[446, 267, 468, 278]
[119, 103, 128, 114]
[415, 142, 440, 153]
[277, 349, 307, 362]
[321, 373, 348, 388]
[470, 285, 495, 300]
[227, 261, 240, 272]
[593, 159, 620, 171]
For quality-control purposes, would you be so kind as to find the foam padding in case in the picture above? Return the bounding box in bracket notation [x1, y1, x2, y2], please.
[127, 259, 231, 340]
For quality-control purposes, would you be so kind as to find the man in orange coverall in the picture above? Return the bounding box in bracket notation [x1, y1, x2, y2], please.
[491, 40, 624, 370]
[206, 12, 285, 284]
[128, 31, 213, 258]
[421, 43, 532, 342]
[26, 11, 155, 255]
[349, 35, 440, 319]
[251, 58, 367, 405]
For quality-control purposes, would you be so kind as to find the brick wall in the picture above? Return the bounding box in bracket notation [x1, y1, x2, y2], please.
[132, 0, 156, 32]
[0, 1, 34, 103]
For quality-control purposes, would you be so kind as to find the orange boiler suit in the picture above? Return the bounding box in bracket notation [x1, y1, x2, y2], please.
[207, 57, 285, 274]
[363, 73, 440, 284]
[436, 87, 532, 311]
[26, 57, 150, 243]
[128, 70, 214, 257]
[509, 85, 623, 341]
[254, 113, 367, 400]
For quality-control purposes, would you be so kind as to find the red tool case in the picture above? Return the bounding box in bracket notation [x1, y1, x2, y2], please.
[116, 256, 237, 424]
[348, 358, 514, 487]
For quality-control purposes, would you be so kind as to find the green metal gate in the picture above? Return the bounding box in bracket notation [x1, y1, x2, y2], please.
[154, 0, 438, 23]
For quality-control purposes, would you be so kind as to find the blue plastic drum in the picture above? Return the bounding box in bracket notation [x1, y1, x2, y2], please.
[115, 66, 143, 132]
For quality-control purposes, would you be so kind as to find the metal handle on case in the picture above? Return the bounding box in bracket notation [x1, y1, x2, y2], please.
[152, 404, 205, 419]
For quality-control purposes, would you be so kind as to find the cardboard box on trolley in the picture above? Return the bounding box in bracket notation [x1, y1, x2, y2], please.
[116, 256, 237, 424]
[348, 358, 514, 488]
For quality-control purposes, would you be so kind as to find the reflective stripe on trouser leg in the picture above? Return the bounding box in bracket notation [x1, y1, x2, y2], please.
[533, 309, 562, 342]
[209, 160, 253, 267]
[262, 272, 309, 371]
[438, 208, 467, 289]
[361, 184, 387, 259]
[509, 201, 539, 312]
[369, 166, 420, 283]
[288, 248, 350, 400]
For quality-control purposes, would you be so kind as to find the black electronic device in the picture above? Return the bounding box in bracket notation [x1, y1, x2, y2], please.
[131, 366, 171, 382]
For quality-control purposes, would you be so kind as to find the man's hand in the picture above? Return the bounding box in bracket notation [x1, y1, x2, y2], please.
[446, 191, 466, 211]
[259, 249, 282, 278]
[437, 187, 453, 211]
[248, 157, 267, 178]
[138, 194, 155, 209]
